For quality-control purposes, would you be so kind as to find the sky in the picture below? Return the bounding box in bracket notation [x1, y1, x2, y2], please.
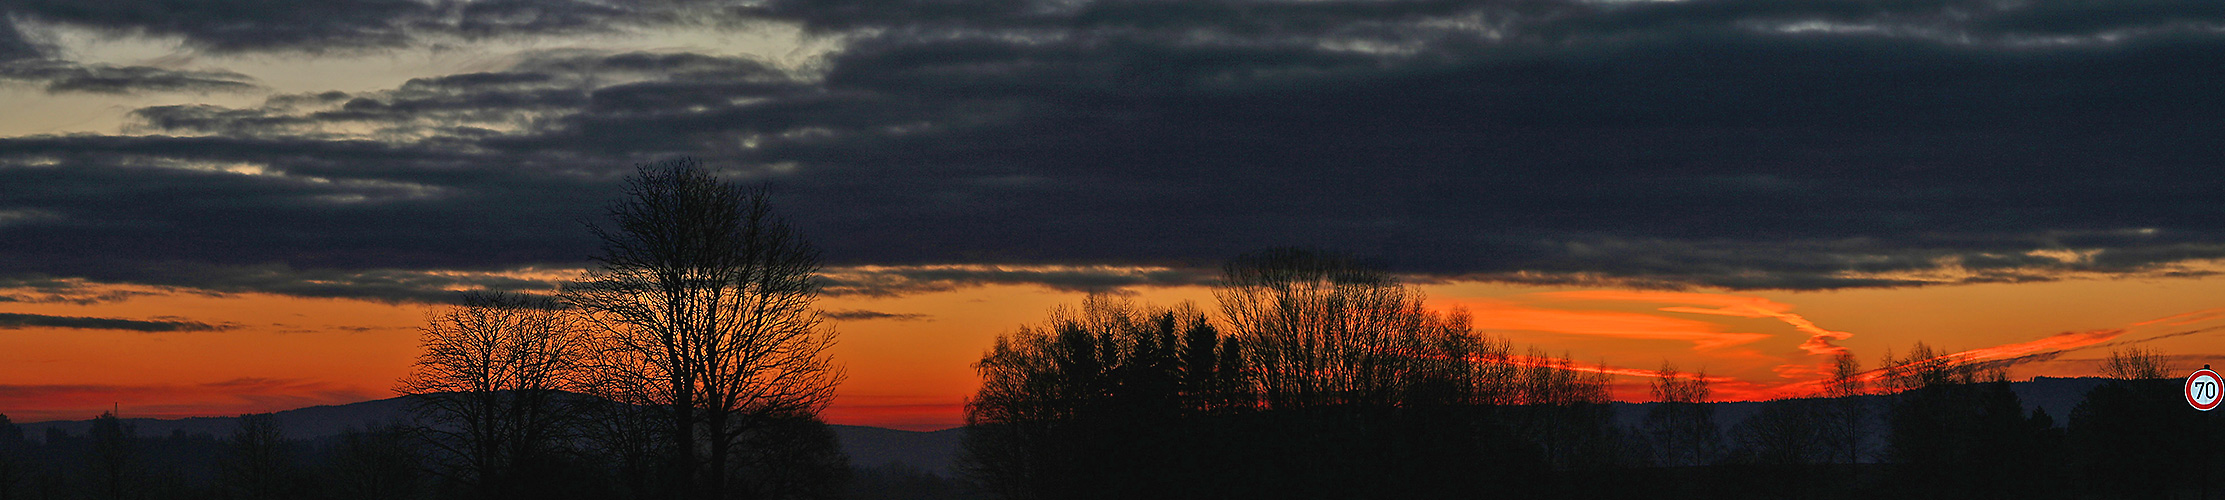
[3, 0, 2225, 431]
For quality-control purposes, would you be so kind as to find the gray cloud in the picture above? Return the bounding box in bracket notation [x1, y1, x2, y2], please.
[822, 309, 932, 322]
[127, 51, 801, 139]
[9, 0, 2225, 300]
[1, 0, 764, 54]
[0, 15, 40, 61]
[0, 288, 163, 305]
[0, 312, 224, 332]
[1, 59, 259, 94]
[818, 266, 1220, 297]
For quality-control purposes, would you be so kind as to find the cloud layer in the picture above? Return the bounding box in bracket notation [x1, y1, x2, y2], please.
[7, 0, 2225, 300]
[0, 312, 224, 332]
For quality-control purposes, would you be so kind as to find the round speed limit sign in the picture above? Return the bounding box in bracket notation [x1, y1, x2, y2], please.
[2190, 368, 2222, 411]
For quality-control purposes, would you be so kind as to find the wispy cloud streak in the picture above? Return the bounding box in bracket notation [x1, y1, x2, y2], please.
[1543, 290, 1857, 357]
[0, 312, 225, 332]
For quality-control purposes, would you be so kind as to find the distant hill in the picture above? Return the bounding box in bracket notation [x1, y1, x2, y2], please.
[832, 425, 965, 475]
[2007, 376, 2111, 420]
[1608, 376, 2110, 430]
[17, 395, 965, 475]
[10, 376, 2116, 475]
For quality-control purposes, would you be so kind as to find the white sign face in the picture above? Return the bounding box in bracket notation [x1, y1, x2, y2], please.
[2190, 369, 2221, 411]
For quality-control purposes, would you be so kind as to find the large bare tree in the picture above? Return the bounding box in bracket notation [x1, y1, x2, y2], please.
[396, 292, 589, 499]
[1214, 248, 1430, 409]
[565, 159, 842, 499]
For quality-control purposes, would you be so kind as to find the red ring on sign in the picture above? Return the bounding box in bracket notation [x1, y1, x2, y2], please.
[2189, 369, 2222, 411]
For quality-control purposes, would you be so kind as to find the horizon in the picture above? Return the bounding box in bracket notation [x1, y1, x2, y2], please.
[6, 0, 2225, 432]
[6, 278, 2222, 430]
[9, 373, 2137, 430]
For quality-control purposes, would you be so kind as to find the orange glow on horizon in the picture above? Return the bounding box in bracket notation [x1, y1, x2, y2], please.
[4, 278, 2224, 431]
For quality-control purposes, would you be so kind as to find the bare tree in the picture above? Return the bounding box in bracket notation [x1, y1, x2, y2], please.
[2100, 347, 2169, 380]
[87, 411, 136, 500]
[1215, 248, 1431, 410]
[1651, 363, 1711, 403]
[396, 292, 590, 499]
[0, 414, 20, 500]
[1879, 341, 2056, 497]
[1821, 352, 1870, 464]
[961, 296, 1244, 499]
[1880, 342, 1999, 393]
[1645, 363, 1719, 467]
[1731, 398, 1827, 466]
[575, 374, 673, 499]
[2068, 354, 2203, 500]
[324, 422, 426, 500]
[733, 413, 849, 500]
[1513, 349, 1620, 470]
[565, 159, 843, 499]
[219, 413, 296, 500]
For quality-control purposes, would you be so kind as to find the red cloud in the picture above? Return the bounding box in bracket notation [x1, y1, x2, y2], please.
[2133, 307, 2225, 327]
[1453, 297, 1773, 351]
[1543, 290, 1855, 357]
[821, 403, 968, 431]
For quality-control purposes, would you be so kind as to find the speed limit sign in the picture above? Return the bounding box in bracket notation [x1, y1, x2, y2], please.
[2190, 367, 2221, 411]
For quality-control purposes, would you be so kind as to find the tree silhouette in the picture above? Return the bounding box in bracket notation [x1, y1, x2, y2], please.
[1881, 343, 2063, 500]
[1213, 249, 1559, 495]
[2067, 349, 2205, 499]
[217, 413, 297, 500]
[574, 388, 672, 499]
[1512, 349, 1622, 471]
[961, 297, 1234, 500]
[323, 423, 426, 500]
[86, 411, 136, 500]
[964, 249, 1593, 499]
[732, 413, 848, 500]
[1216, 248, 1424, 410]
[397, 291, 590, 499]
[565, 158, 843, 499]
[0, 413, 20, 500]
[2099, 346, 2169, 380]
[1820, 352, 1870, 465]
[1645, 363, 1720, 467]
[1730, 397, 1827, 466]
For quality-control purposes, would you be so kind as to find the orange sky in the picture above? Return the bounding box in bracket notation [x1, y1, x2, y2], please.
[4, 276, 2223, 430]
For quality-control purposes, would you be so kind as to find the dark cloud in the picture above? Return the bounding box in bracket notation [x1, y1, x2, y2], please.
[0, 0, 760, 54]
[4, 13, 261, 94]
[128, 51, 798, 139]
[818, 266, 1219, 297]
[1, 59, 259, 94]
[0, 312, 224, 332]
[1970, 325, 2225, 373]
[10, 0, 2225, 300]
[0, 15, 40, 61]
[0, 287, 162, 305]
[822, 309, 932, 322]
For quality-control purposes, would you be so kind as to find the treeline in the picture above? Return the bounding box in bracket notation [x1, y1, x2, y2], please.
[0, 413, 426, 500]
[369, 160, 848, 499]
[0, 410, 974, 500]
[961, 248, 2225, 500]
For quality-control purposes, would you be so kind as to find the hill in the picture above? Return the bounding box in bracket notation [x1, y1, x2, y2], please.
[15, 395, 964, 475]
[11, 376, 2115, 474]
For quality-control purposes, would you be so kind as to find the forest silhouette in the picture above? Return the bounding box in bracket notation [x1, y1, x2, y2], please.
[0, 161, 2219, 500]
[956, 248, 2225, 500]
